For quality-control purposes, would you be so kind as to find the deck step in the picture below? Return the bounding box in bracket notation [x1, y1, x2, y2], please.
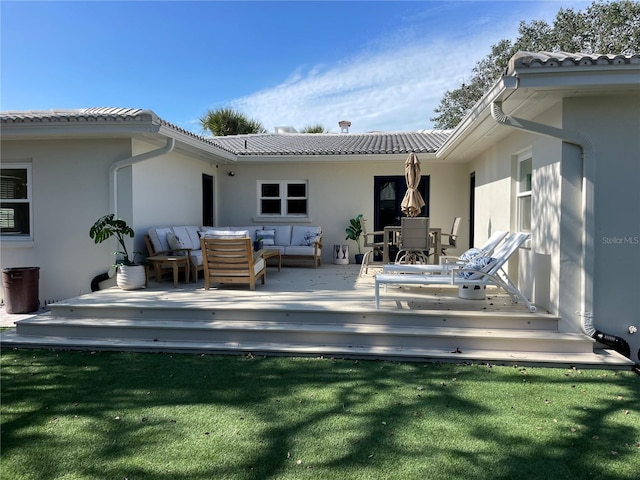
[47, 304, 560, 330]
[0, 329, 632, 368]
[11, 315, 596, 355]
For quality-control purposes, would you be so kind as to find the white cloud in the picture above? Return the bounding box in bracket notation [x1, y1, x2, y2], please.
[230, 33, 505, 133]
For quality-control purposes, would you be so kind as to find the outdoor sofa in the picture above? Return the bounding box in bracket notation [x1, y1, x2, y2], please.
[147, 225, 322, 282]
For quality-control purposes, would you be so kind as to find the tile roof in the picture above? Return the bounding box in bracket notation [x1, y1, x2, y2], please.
[210, 131, 451, 156]
[508, 51, 640, 73]
[1, 107, 451, 157]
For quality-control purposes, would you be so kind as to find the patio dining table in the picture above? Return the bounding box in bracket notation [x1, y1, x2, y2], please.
[382, 225, 441, 265]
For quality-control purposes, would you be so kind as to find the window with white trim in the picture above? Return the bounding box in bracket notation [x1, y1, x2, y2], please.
[1, 163, 32, 239]
[258, 180, 308, 217]
[517, 152, 532, 233]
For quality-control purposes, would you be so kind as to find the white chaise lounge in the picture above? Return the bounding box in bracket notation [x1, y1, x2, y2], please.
[382, 230, 509, 275]
[375, 232, 535, 312]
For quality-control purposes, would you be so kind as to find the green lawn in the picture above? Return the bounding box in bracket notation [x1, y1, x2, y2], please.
[1, 349, 638, 480]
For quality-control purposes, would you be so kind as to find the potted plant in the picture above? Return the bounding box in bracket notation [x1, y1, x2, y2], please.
[89, 214, 145, 290]
[345, 214, 365, 264]
[253, 236, 263, 252]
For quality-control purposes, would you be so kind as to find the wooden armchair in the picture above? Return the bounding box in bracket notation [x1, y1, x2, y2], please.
[200, 237, 266, 290]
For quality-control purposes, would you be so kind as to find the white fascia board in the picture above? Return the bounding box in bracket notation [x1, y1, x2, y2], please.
[156, 125, 237, 164]
[0, 121, 160, 139]
[515, 67, 640, 91]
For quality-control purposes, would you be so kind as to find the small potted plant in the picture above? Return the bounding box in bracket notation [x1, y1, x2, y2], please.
[253, 236, 264, 252]
[345, 214, 364, 264]
[89, 214, 145, 290]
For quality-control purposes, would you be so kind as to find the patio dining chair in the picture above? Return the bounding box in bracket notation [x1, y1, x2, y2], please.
[359, 218, 385, 276]
[440, 216, 461, 256]
[395, 216, 430, 264]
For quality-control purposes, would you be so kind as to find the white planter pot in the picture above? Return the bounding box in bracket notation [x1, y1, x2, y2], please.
[116, 264, 146, 290]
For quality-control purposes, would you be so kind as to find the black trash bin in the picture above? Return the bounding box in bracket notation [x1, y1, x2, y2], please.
[2, 267, 40, 314]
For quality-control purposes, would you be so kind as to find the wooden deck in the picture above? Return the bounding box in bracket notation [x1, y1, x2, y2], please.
[0, 264, 634, 368]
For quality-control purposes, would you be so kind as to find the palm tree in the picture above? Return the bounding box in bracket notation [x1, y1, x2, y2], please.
[199, 107, 266, 136]
[300, 124, 327, 133]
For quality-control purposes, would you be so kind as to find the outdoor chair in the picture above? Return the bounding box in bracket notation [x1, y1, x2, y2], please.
[375, 232, 536, 312]
[383, 230, 509, 275]
[440, 216, 461, 256]
[395, 216, 430, 264]
[201, 236, 266, 290]
[359, 218, 385, 276]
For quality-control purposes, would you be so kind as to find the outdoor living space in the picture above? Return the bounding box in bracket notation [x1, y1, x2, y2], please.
[1, 264, 633, 368]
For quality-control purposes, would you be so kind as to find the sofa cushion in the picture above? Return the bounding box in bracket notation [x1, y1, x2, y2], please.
[291, 225, 322, 246]
[172, 226, 201, 250]
[264, 225, 292, 246]
[148, 227, 173, 254]
[284, 245, 320, 256]
[260, 229, 276, 246]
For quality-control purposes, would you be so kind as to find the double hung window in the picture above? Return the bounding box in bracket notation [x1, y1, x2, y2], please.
[516, 152, 532, 233]
[259, 180, 308, 217]
[1, 163, 32, 239]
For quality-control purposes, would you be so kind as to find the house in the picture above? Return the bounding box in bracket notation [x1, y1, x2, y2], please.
[1, 52, 639, 363]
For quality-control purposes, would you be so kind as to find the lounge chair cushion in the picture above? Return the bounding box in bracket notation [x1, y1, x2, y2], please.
[457, 256, 496, 280]
[459, 247, 483, 262]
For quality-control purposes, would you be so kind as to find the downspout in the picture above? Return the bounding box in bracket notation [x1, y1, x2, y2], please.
[92, 138, 176, 291]
[491, 89, 630, 358]
[109, 137, 176, 217]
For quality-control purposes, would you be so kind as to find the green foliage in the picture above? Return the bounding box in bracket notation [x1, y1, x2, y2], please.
[89, 214, 137, 266]
[199, 107, 266, 136]
[431, 0, 640, 129]
[300, 123, 328, 133]
[2, 350, 639, 480]
[345, 214, 364, 254]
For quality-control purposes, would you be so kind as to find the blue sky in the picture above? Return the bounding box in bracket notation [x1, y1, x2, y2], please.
[1, 1, 590, 134]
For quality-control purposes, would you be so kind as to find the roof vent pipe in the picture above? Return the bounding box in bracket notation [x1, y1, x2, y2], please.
[339, 120, 351, 133]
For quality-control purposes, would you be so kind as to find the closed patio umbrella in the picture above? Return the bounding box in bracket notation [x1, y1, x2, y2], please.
[400, 152, 425, 217]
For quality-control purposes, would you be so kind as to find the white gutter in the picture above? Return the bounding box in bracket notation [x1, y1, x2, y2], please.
[491, 93, 596, 335]
[109, 138, 176, 217]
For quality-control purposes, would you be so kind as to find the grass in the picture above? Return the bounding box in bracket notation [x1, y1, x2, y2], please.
[1, 349, 638, 480]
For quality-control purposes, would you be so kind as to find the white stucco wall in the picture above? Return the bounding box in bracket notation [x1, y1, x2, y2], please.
[468, 105, 567, 320]
[131, 140, 218, 256]
[565, 94, 640, 362]
[216, 158, 469, 264]
[1, 138, 132, 303]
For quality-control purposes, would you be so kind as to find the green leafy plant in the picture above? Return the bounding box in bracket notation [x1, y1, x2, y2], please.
[89, 214, 139, 266]
[345, 214, 364, 254]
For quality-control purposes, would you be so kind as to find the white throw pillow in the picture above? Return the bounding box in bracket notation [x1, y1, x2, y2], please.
[166, 232, 187, 256]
